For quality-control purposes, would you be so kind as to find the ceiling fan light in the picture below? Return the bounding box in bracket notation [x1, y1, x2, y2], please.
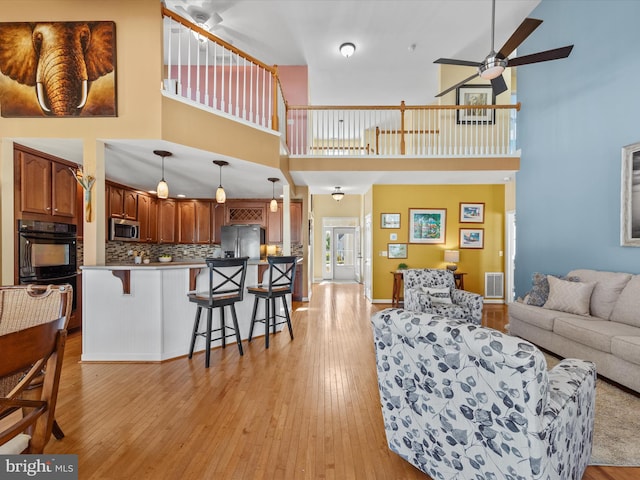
[216, 186, 226, 203]
[478, 56, 507, 79]
[156, 180, 169, 199]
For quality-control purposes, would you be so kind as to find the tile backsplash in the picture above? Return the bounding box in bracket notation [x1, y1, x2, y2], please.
[101, 241, 304, 264]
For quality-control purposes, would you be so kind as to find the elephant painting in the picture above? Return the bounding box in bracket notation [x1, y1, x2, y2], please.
[0, 21, 116, 117]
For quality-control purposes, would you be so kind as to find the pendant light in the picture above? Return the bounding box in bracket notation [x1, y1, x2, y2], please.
[153, 150, 172, 199]
[268, 177, 279, 212]
[213, 160, 229, 203]
[331, 186, 345, 202]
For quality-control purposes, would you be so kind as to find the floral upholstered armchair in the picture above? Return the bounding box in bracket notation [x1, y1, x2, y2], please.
[371, 308, 596, 480]
[403, 268, 483, 324]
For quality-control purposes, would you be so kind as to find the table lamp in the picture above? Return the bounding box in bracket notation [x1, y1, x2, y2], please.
[444, 250, 459, 271]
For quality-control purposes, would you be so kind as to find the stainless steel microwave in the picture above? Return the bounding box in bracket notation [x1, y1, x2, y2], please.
[110, 218, 140, 242]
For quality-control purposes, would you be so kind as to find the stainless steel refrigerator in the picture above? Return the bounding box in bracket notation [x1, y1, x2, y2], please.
[221, 225, 266, 260]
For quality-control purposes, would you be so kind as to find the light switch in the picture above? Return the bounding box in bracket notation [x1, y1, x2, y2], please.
[381, 251, 387, 257]
[390, 233, 397, 241]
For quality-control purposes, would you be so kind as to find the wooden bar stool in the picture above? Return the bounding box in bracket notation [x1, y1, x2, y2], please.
[187, 257, 248, 368]
[247, 256, 297, 349]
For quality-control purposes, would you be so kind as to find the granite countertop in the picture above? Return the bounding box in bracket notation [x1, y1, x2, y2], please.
[82, 259, 270, 270]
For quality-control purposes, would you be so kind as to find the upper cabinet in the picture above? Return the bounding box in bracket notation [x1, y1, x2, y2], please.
[15, 147, 77, 222]
[225, 201, 267, 227]
[178, 200, 213, 244]
[290, 202, 302, 244]
[158, 199, 176, 244]
[137, 194, 158, 243]
[108, 184, 137, 220]
[266, 201, 303, 244]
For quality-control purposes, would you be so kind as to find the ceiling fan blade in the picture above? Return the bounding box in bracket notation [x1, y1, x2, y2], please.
[497, 18, 543, 58]
[434, 58, 481, 67]
[491, 75, 508, 96]
[508, 45, 574, 67]
[435, 73, 479, 98]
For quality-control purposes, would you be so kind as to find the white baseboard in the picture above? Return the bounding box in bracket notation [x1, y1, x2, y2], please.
[483, 298, 505, 304]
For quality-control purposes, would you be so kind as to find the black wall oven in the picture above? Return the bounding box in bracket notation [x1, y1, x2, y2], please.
[18, 220, 78, 309]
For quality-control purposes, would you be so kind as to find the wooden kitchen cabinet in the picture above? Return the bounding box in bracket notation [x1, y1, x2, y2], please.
[290, 201, 302, 244]
[158, 199, 177, 243]
[225, 200, 267, 227]
[212, 203, 224, 244]
[16, 149, 77, 220]
[108, 184, 137, 220]
[178, 200, 212, 244]
[266, 201, 303, 244]
[137, 194, 158, 243]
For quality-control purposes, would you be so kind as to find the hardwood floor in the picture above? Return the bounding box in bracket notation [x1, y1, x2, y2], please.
[46, 284, 638, 479]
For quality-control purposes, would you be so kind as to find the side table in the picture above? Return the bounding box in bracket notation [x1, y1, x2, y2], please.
[453, 272, 466, 290]
[391, 270, 405, 307]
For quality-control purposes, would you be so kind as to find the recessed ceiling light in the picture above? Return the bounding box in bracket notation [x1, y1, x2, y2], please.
[177, 194, 186, 198]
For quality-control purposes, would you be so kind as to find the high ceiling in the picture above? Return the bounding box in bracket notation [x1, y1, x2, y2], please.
[20, 0, 543, 198]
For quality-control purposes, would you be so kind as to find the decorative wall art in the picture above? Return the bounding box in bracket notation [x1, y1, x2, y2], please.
[460, 228, 484, 249]
[409, 208, 446, 244]
[456, 84, 495, 124]
[460, 202, 485, 223]
[621, 141, 640, 246]
[387, 243, 408, 259]
[381, 213, 401, 229]
[0, 21, 117, 117]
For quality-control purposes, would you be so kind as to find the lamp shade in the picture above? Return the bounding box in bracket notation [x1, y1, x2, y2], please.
[339, 42, 355, 58]
[270, 198, 278, 212]
[156, 180, 169, 199]
[331, 186, 345, 201]
[216, 186, 226, 203]
[444, 250, 459, 263]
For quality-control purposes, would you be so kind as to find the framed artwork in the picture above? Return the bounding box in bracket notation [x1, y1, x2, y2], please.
[409, 208, 446, 244]
[387, 243, 407, 259]
[460, 202, 485, 223]
[621, 142, 640, 246]
[456, 84, 495, 125]
[381, 213, 401, 229]
[0, 21, 117, 117]
[460, 228, 484, 249]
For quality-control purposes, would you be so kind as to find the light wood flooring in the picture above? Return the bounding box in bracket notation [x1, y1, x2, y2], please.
[47, 283, 638, 479]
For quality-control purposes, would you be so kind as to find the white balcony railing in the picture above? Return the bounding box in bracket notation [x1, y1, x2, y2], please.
[286, 103, 520, 157]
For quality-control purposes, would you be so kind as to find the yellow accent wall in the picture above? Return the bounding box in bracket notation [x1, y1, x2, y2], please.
[372, 184, 504, 300]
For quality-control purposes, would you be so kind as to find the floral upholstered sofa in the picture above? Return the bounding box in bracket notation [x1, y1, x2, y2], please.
[403, 268, 483, 324]
[371, 308, 596, 480]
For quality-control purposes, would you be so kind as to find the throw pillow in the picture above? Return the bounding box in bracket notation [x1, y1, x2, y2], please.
[422, 286, 452, 305]
[543, 276, 596, 316]
[525, 272, 579, 306]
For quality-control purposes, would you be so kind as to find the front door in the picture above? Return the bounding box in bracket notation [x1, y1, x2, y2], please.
[333, 227, 356, 281]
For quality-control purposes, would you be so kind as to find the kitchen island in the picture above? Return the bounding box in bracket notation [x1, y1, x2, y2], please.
[81, 260, 284, 362]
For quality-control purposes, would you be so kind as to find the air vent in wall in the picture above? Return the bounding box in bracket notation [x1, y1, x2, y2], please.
[485, 272, 504, 299]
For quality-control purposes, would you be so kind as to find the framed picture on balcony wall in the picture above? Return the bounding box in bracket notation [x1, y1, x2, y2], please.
[0, 21, 117, 117]
[381, 213, 401, 229]
[456, 84, 495, 125]
[409, 208, 446, 244]
[621, 141, 640, 246]
[460, 228, 484, 249]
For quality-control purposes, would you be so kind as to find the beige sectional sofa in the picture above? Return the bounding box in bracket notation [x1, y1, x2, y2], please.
[509, 269, 640, 393]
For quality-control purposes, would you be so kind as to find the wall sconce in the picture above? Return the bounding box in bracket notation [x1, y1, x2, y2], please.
[339, 42, 356, 58]
[444, 250, 460, 271]
[331, 186, 345, 202]
[213, 160, 229, 203]
[268, 177, 279, 212]
[153, 150, 172, 199]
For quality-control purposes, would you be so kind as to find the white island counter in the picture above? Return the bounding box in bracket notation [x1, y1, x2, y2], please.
[81, 261, 280, 362]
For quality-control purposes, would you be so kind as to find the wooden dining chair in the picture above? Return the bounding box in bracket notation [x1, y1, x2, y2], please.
[0, 316, 67, 454]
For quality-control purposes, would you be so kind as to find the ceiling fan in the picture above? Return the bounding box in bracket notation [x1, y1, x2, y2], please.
[434, 0, 574, 98]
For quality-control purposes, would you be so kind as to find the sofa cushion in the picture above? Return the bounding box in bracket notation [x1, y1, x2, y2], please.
[568, 269, 632, 320]
[611, 336, 640, 366]
[509, 301, 558, 331]
[610, 275, 640, 327]
[553, 318, 640, 353]
[524, 272, 579, 307]
[543, 276, 595, 316]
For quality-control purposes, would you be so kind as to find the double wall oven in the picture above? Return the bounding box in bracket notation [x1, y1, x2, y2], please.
[18, 219, 78, 310]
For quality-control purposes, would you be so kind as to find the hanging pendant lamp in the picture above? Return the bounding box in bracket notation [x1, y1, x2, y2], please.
[268, 177, 279, 212]
[153, 150, 172, 199]
[213, 160, 229, 203]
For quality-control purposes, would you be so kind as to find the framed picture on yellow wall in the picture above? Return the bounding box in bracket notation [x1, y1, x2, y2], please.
[460, 202, 485, 223]
[621, 142, 640, 246]
[409, 208, 446, 244]
[388, 243, 407, 259]
[381, 213, 401, 229]
[460, 228, 484, 249]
